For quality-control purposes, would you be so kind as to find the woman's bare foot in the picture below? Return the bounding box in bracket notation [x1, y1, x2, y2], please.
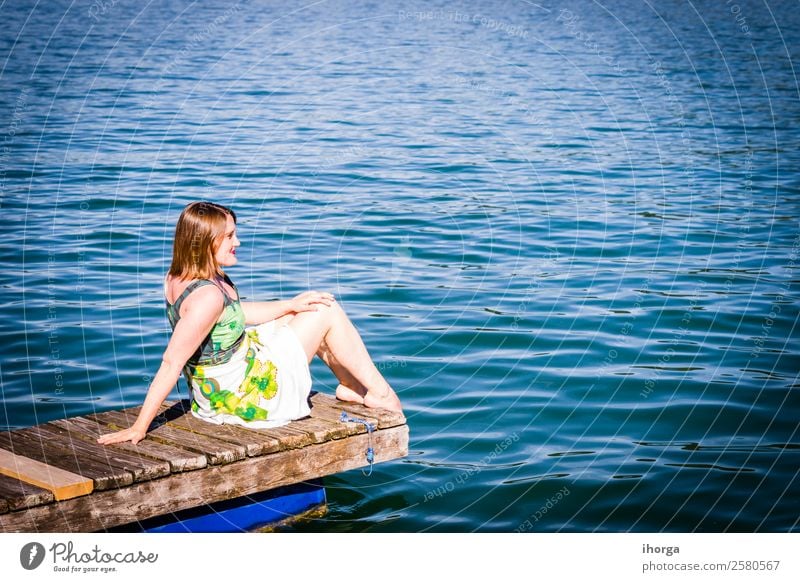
[364, 387, 403, 413]
[335, 383, 366, 404]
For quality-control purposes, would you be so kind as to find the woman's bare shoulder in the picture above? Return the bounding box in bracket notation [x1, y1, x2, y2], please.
[166, 275, 224, 310]
[176, 287, 225, 329]
[166, 274, 197, 304]
[182, 284, 225, 308]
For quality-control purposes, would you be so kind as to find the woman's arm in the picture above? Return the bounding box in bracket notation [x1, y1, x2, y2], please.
[241, 291, 336, 325]
[97, 286, 226, 446]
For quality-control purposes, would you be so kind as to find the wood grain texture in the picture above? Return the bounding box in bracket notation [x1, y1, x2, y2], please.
[155, 404, 283, 457]
[0, 424, 408, 532]
[33, 422, 171, 482]
[55, 416, 207, 473]
[0, 447, 93, 502]
[0, 391, 409, 531]
[0, 473, 55, 512]
[0, 429, 131, 491]
[88, 409, 246, 465]
[318, 393, 406, 429]
[309, 398, 371, 436]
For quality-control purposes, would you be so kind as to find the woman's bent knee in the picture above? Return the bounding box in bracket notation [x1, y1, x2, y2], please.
[316, 300, 344, 319]
[290, 300, 344, 331]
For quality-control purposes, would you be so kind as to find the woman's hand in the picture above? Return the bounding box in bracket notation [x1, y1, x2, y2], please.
[97, 425, 147, 446]
[289, 290, 335, 313]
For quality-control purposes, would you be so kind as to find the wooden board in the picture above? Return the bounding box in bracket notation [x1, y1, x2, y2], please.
[34, 422, 171, 482]
[154, 404, 283, 457]
[87, 408, 246, 465]
[0, 473, 55, 513]
[0, 429, 132, 491]
[0, 391, 409, 531]
[0, 447, 93, 501]
[0, 424, 409, 532]
[291, 416, 351, 443]
[91, 394, 393, 454]
[255, 424, 315, 449]
[324, 394, 406, 429]
[52, 416, 207, 473]
[309, 400, 371, 436]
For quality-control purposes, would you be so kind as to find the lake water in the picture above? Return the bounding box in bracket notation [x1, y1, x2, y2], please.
[1, 0, 798, 532]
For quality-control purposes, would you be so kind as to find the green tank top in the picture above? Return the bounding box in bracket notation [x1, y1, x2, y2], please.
[165, 273, 246, 367]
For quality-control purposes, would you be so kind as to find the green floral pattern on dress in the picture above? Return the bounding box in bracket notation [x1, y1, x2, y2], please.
[191, 328, 279, 423]
[167, 276, 283, 424]
[210, 302, 246, 352]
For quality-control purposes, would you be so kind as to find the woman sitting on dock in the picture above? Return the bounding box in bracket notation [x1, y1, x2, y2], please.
[98, 201, 402, 446]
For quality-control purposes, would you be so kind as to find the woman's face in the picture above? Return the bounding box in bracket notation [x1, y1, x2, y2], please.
[214, 214, 240, 268]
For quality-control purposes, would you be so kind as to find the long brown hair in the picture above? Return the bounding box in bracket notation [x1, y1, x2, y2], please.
[168, 201, 237, 280]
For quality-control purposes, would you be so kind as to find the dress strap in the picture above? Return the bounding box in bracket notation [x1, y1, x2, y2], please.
[220, 273, 238, 302]
[167, 280, 220, 316]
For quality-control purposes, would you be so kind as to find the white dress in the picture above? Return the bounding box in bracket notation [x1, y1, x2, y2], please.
[165, 275, 312, 429]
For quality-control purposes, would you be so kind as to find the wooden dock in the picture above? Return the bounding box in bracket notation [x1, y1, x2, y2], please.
[0, 392, 408, 532]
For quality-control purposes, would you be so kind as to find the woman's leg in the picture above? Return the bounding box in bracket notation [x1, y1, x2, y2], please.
[288, 301, 402, 412]
[271, 313, 295, 327]
[315, 337, 368, 404]
[272, 312, 368, 403]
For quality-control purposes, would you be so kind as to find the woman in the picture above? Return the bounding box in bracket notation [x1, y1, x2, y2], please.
[98, 201, 402, 446]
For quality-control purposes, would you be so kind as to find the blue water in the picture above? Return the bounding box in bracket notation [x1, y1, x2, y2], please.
[1, 0, 799, 532]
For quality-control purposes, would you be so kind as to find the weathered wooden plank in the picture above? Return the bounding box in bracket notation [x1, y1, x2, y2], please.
[256, 424, 315, 450]
[15, 425, 145, 487]
[316, 392, 405, 429]
[271, 420, 323, 443]
[157, 404, 282, 457]
[163, 417, 281, 457]
[133, 420, 247, 465]
[162, 404, 347, 450]
[92, 404, 147, 425]
[0, 446, 93, 500]
[88, 400, 178, 429]
[0, 424, 408, 532]
[0, 430, 130, 492]
[309, 392, 378, 423]
[0, 472, 55, 512]
[141, 400, 285, 456]
[309, 403, 368, 436]
[88, 409, 245, 465]
[99, 395, 388, 446]
[290, 415, 351, 443]
[53, 416, 206, 473]
[89, 400, 182, 426]
[33, 422, 170, 483]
